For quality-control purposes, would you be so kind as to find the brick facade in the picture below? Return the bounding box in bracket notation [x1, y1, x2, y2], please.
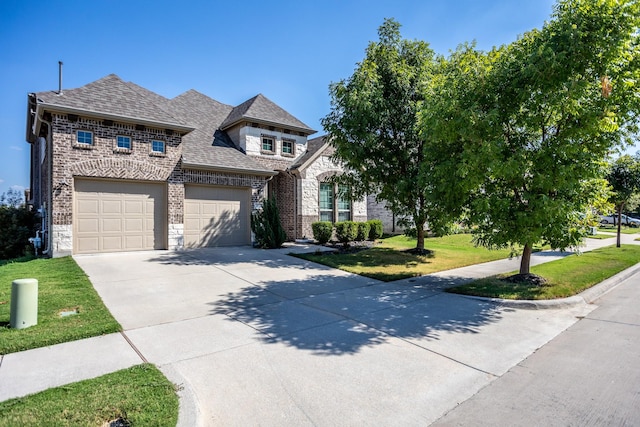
[43, 113, 272, 256]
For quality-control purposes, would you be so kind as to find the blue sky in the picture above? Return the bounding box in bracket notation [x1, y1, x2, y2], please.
[0, 0, 602, 197]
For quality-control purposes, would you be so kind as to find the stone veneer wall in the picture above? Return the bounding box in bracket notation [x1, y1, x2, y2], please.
[299, 152, 367, 239]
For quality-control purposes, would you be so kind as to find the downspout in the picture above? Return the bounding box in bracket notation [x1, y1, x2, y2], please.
[36, 106, 53, 256]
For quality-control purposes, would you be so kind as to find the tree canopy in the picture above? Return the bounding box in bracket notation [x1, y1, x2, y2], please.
[426, 0, 640, 274]
[322, 18, 438, 252]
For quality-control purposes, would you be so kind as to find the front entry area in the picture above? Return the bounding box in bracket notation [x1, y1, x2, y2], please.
[73, 178, 167, 254]
[183, 185, 251, 247]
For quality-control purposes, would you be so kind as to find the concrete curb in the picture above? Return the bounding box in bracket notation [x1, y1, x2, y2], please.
[457, 262, 640, 310]
[159, 364, 204, 427]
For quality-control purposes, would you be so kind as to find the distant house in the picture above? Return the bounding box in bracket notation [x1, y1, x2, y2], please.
[25, 74, 367, 256]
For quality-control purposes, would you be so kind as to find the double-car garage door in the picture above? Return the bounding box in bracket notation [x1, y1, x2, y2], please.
[73, 179, 250, 254]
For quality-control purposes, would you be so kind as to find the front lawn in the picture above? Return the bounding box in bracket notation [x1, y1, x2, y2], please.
[597, 225, 640, 234]
[294, 234, 513, 281]
[0, 364, 178, 426]
[0, 257, 121, 354]
[448, 245, 640, 300]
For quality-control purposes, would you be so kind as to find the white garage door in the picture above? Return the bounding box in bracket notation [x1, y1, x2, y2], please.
[74, 179, 166, 254]
[184, 185, 251, 247]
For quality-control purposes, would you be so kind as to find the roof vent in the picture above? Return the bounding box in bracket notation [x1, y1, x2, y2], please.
[57, 61, 63, 95]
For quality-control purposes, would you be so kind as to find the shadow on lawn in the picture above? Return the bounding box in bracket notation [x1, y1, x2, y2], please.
[209, 267, 506, 356]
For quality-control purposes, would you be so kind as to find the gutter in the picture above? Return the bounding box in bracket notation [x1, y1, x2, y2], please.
[35, 102, 195, 134]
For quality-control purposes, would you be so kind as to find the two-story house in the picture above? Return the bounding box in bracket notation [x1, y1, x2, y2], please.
[25, 74, 368, 257]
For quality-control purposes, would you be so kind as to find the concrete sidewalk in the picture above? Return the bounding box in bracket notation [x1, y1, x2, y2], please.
[0, 234, 636, 426]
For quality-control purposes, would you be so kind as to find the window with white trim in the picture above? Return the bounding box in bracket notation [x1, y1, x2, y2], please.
[151, 140, 165, 154]
[319, 183, 351, 222]
[76, 130, 93, 145]
[116, 135, 131, 150]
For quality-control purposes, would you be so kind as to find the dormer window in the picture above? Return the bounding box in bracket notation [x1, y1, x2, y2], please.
[282, 139, 294, 156]
[261, 136, 275, 154]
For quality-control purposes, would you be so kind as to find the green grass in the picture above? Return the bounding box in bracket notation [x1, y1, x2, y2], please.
[0, 364, 179, 426]
[597, 225, 640, 234]
[0, 257, 121, 354]
[448, 244, 640, 300]
[586, 233, 615, 240]
[294, 234, 513, 281]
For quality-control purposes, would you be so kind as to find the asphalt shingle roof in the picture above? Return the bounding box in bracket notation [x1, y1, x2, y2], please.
[168, 90, 274, 174]
[33, 74, 306, 174]
[289, 135, 329, 171]
[221, 94, 315, 134]
[36, 74, 188, 128]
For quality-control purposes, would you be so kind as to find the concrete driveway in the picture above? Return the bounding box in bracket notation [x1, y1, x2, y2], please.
[74, 246, 592, 426]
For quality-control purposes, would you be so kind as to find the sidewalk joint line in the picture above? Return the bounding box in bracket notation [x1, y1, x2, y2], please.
[582, 317, 640, 328]
[120, 331, 148, 363]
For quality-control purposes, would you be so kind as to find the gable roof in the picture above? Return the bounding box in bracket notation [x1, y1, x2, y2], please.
[221, 94, 315, 135]
[289, 135, 331, 172]
[34, 74, 192, 131]
[167, 90, 275, 175]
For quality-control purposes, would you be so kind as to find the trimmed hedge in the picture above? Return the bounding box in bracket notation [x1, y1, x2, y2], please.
[335, 221, 358, 246]
[367, 219, 384, 240]
[356, 221, 370, 241]
[312, 221, 333, 244]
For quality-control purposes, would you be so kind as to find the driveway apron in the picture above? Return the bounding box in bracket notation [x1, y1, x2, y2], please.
[75, 246, 593, 426]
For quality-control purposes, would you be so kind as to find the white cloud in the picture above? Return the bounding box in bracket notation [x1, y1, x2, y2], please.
[9, 145, 22, 151]
[10, 185, 25, 191]
[0, 179, 4, 184]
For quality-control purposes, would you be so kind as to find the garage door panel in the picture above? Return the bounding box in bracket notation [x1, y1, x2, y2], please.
[184, 185, 250, 247]
[124, 200, 144, 214]
[102, 218, 122, 232]
[74, 179, 166, 254]
[77, 199, 99, 214]
[102, 200, 122, 214]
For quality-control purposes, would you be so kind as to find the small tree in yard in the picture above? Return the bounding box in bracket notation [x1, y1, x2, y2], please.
[251, 197, 286, 249]
[322, 18, 443, 254]
[607, 155, 640, 247]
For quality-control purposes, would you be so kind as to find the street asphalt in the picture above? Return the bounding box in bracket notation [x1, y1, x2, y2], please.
[0, 234, 638, 426]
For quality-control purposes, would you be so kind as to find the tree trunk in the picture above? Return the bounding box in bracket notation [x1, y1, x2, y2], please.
[416, 221, 425, 252]
[520, 243, 532, 275]
[617, 203, 624, 248]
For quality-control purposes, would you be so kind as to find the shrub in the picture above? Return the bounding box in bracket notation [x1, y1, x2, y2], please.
[0, 191, 39, 260]
[251, 197, 287, 249]
[367, 219, 383, 240]
[312, 221, 333, 244]
[356, 222, 370, 241]
[335, 221, 358, 247]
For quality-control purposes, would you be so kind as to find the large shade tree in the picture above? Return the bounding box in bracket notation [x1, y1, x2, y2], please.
[429, 0, 640, 276]
[322, 19, 441, 252]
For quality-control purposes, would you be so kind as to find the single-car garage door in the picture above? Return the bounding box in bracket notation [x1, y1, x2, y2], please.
[74, 179, 166, 254]
[184, 185, 251, 247]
